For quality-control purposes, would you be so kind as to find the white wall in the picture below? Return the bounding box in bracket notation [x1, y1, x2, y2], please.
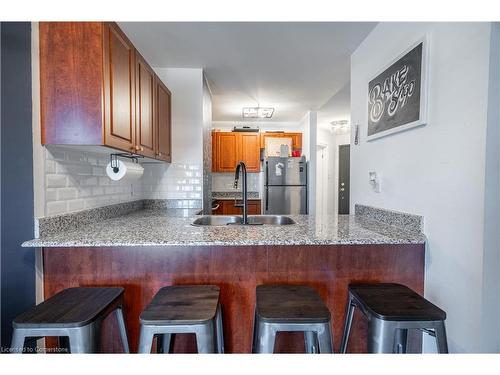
[202, 76, 213, 213]
[481, 22, 500, 352]
[350, 22, 496, 352]
[155, 68, 203, 165]
[141, 68, 205, 205]
[298, 111, 317, 214]
[316, 127, 334, 215]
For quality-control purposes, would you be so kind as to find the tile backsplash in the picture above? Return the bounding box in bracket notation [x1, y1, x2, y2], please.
[43, 146, 203, 217]
[212, 172, 262, 192]
[45, 147, 142, 217]
[141, 162, 203, 205]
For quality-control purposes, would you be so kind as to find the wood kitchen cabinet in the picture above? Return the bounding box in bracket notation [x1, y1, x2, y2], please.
[40, 22, 172, 161]
[212, 131, 261, 172]
[212, 199, 261, 215]
[155, 78, 172, 162]
[260, 132, 302, 149]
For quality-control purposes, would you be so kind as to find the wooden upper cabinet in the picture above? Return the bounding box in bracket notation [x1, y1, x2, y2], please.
[212, 132, 260, 172]
[215, 132, 238, 172]
[260, 132, 302, 149]
[155, 77, 172, 162]
[40, 22, 172, 162]
[134, 51, 156, 158]
[238, 133, 260, 172]
[103, 22, 136, 152]
[40, 22, 104, 145]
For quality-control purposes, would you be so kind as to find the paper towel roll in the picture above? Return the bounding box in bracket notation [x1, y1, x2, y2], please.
[106, 160, 144, 182]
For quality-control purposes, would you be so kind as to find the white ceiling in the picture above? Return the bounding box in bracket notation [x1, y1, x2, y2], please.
[119, 22, 376, 123]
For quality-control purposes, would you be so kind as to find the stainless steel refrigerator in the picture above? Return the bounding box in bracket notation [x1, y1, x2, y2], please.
[264, 156, 307, 214]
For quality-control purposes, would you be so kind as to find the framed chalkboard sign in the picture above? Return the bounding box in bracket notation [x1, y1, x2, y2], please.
[367, 37, 429, 141]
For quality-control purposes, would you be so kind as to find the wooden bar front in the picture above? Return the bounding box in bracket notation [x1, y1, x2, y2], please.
[42, 244, 424, 353]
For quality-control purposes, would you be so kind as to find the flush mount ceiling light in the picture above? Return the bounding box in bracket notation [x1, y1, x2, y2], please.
[330, 120, 350, 131]
[242, 107, 274, 118]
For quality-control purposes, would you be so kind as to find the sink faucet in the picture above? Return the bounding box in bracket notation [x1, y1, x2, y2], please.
[234, 161, 249, 224]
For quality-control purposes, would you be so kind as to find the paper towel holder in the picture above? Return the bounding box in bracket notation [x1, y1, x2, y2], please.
[109, 153, 143, 173]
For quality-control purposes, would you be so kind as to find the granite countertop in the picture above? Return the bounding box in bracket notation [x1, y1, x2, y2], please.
[212, 191, 261, 200]
[23, 209, 426, 248]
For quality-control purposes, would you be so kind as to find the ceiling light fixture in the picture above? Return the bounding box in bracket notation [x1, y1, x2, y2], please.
[242, 107, 274, 118]
[330, 120, 350, 131]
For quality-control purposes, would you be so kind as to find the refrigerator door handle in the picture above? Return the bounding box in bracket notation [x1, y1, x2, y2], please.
[265, 187, 269, 212]
[265, 160, 269, 186]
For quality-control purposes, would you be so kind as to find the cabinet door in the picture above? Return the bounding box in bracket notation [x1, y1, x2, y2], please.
[103, 22, 135, 152]
[211, 200, 223, 215]
[211, 131, 217, 172]
[222, 200, 241, 215]
[216, 133, 238, 172]
[289, 133, 302, 149]
[238, 133, 260, 172]
[156, 77, 172, 162]
[135, 52, 156, 158]
[247, 201, 261, 214]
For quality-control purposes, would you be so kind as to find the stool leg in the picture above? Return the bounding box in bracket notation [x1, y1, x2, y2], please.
[10, 329, 27, 354]
[215, 304, 224, 353]
[157, 334, 171, 353]
[137, 325, 155, 354]
[317, 323, 334, 353]
[195, 320, 216, 353]
[68, 324, 94, 353]
[251, 310, 259, 353]
[115, 308, 130, 353]
[434, 321, 448, 354]
[255, 322, 276, 354]
[367, 319, 395, 354]
[340, 298, 356, 353]
[394, 329, 408, 353]
[304, 331, 318, 353]
[58, 336, 71, 354]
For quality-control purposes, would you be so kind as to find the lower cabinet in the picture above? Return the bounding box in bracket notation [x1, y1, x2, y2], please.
[212, 200, 261, 215]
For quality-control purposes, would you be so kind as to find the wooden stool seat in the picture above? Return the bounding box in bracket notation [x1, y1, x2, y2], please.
[340, 283, 448, 354]
[138, 285, 224, 354]
[140, 285, 220, 325]
[256, 284, 331, 323]
[11, 287, 129, 353]
[348, 283, 446, 322]
[14, 287, 124, 328]
[252, 284, 333, 353]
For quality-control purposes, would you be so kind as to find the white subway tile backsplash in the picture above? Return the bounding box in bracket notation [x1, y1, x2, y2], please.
[42, 147, 202, 217]
[46, 174, 67, 188]
[67, 199, 85, 212]
[57, 187, 78, 200]
[43, 147, 142, 217]
[46, 201, 67, 216]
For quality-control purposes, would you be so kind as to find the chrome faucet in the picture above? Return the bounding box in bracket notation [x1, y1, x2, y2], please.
[234, 161, 248, 225]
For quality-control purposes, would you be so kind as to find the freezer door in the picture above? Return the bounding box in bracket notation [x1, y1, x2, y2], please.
[265, 186, 307, 215]
[266, 156, 306, 186]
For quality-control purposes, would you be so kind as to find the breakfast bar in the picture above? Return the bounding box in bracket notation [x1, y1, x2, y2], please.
[23, 204, 426, 353]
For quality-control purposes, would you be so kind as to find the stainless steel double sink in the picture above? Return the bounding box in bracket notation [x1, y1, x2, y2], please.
[191, 215, 296, 226]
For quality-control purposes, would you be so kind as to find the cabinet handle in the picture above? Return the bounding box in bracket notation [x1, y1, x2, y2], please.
[140, 146, 144, 152]
[134, 145, 140, 151]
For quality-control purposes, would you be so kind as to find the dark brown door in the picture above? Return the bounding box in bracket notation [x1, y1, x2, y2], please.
[156, 77, 172, 162]
[338, 144, 350, 214]
[135, 52, 155, 158]
[238, 133, 260, 172]
[103, 22, 135, 152]
[216, 133, 238, 172]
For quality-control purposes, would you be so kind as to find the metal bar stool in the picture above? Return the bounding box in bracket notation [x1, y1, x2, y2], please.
[340, 283, 448, 353]
[10, 287, 129, 354]
[137, 285, 224, 354]
[252, 284, 333, 353]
